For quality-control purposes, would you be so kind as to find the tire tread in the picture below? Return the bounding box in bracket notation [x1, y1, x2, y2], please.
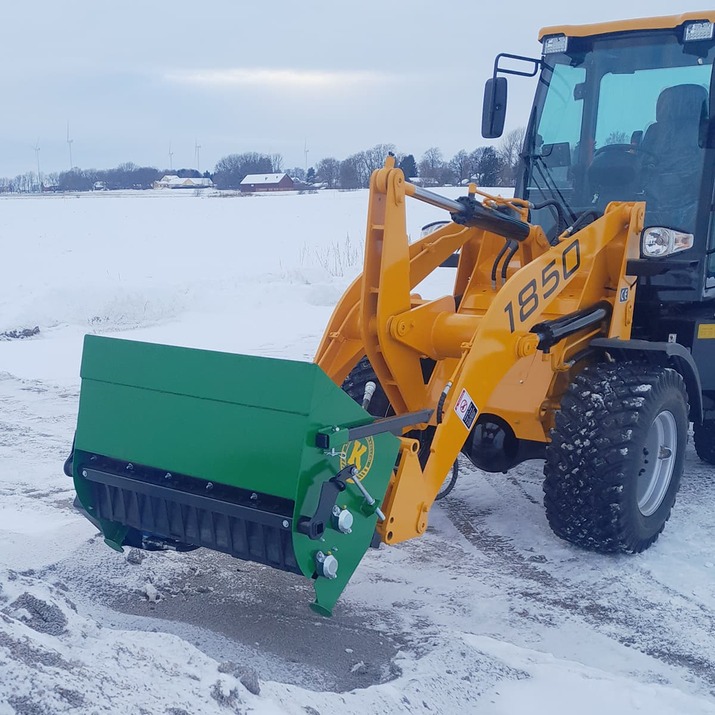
[543, 362, 688, 553]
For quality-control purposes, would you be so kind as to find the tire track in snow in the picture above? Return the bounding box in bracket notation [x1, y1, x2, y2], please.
[0, 371, 77, 503]
[0, 372, 77, 454]
[442, 460, 715, 694]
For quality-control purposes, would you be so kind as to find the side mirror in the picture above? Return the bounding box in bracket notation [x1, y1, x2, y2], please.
[482, 77, 508, 139]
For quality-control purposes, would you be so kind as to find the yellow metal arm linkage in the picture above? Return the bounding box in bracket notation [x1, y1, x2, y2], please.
[316, 155, 644, 545]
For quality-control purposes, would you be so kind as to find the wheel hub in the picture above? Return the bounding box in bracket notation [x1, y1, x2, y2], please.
[637, 410, 677, 517]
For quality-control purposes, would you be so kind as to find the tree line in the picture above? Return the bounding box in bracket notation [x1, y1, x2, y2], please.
[0, 164, 208, 193]
[0, 128, 525, 193]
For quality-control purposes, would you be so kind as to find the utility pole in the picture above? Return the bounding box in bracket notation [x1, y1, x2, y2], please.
[34, 142, 41, 192]
[66, 122, 74, 171]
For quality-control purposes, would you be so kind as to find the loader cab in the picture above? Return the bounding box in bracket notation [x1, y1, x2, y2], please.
[488, 14, 715, 304]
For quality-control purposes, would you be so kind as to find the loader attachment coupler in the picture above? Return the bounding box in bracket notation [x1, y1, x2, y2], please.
[72, 335, 400, 616]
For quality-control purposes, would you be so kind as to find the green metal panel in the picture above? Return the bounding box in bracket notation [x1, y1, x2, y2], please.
[73, 335, 400, 615]
[77, 336, 321, 499]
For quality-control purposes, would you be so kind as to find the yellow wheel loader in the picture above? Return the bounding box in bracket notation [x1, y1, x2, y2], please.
[67, 12, 715, 614]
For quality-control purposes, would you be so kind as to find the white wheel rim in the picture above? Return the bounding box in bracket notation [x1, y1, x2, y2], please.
[636, 410, 677, 517]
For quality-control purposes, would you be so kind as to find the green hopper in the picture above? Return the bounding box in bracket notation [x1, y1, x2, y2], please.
[70, 335, 402, 616]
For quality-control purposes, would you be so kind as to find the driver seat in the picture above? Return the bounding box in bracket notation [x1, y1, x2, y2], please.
[640, 84, 708, 230]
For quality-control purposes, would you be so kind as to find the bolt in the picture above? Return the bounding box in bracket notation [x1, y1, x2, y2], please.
[164, 472, 172, 480]
[515, 334, 538, 358]
[332, 505, 341, 517]
[282, 519, 290, 528]
[315, 551, 339, 580]
[206, 482, 213, 491]
[81, 470, 87, 478]
[335, 509, 354, 535]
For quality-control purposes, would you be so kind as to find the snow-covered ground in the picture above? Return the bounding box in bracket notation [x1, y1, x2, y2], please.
[1, 188, 714, 714]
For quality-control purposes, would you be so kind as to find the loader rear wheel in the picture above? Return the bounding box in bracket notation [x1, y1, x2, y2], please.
[693, 420, 715, 465]
[543, 363, 688, 553]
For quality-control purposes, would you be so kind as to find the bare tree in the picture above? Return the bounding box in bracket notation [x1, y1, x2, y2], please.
[363, 143, 395, 171]
[418, 147, 445, 183]
[450, 150, 472, 184]
[270, 153, 284, 172]
[288, 167, 306, 181]
[315, 157, 340, 188]
[351, 144, 396, 187]
[12, 172, 38, 193]
[497, 127, 526, 186]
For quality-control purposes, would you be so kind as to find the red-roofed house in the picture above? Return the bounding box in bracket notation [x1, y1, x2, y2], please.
[239, 173, 294, 192]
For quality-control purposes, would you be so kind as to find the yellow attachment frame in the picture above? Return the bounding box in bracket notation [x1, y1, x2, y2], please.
[315, 156, 644, 545]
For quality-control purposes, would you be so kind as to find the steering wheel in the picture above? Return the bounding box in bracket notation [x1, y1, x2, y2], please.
[593, 143, 656, 165]
[589, 143, 655, 191]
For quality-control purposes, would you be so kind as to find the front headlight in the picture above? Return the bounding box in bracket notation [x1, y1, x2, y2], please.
[641, 227, 694, 258]
[684, 21, 714, 42]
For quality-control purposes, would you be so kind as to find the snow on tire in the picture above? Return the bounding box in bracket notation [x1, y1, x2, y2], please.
[543, 362, 688, 553]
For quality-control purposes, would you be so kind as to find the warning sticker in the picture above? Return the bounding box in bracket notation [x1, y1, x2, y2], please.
[698, 323, 715, 339]
[454, 388, 479, 429]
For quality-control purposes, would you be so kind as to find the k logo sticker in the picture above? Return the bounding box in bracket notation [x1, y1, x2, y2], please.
[339, 437, 375, 481]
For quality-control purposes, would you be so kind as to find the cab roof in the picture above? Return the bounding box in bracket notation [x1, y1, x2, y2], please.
[539, 11, 715, 41]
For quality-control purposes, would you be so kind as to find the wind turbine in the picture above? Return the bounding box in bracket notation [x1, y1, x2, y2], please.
[304, 139, 309, 172]
[195, 139, 201, 173]
[66, 122, 74, 171]
[33, 141, 41, 192]
[169, 141, 174, 171]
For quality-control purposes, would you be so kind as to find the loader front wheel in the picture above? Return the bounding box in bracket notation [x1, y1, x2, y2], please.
[543, 363, 688, 553]
[342, 357, 459, 499]
[693, 420, 715, 465]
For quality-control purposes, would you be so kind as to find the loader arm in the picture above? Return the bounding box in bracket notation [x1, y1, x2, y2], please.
[317, 156, 644, 544]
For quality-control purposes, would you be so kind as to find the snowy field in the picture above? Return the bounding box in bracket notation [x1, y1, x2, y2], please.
[1, 188, 714, 714]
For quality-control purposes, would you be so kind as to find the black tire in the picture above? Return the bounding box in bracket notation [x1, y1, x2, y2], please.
[543, 362, 688, 554]
[341, 357, 390, 417]
[693, 420, 715, 465]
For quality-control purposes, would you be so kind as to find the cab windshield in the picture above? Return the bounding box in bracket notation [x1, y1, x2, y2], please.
[522, 31, 714, 239]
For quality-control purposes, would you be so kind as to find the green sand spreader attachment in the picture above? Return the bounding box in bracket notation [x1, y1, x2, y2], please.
[71, 335, 402, 615]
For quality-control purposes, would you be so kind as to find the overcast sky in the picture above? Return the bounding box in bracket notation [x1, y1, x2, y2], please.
[0, 1, 704, 177]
